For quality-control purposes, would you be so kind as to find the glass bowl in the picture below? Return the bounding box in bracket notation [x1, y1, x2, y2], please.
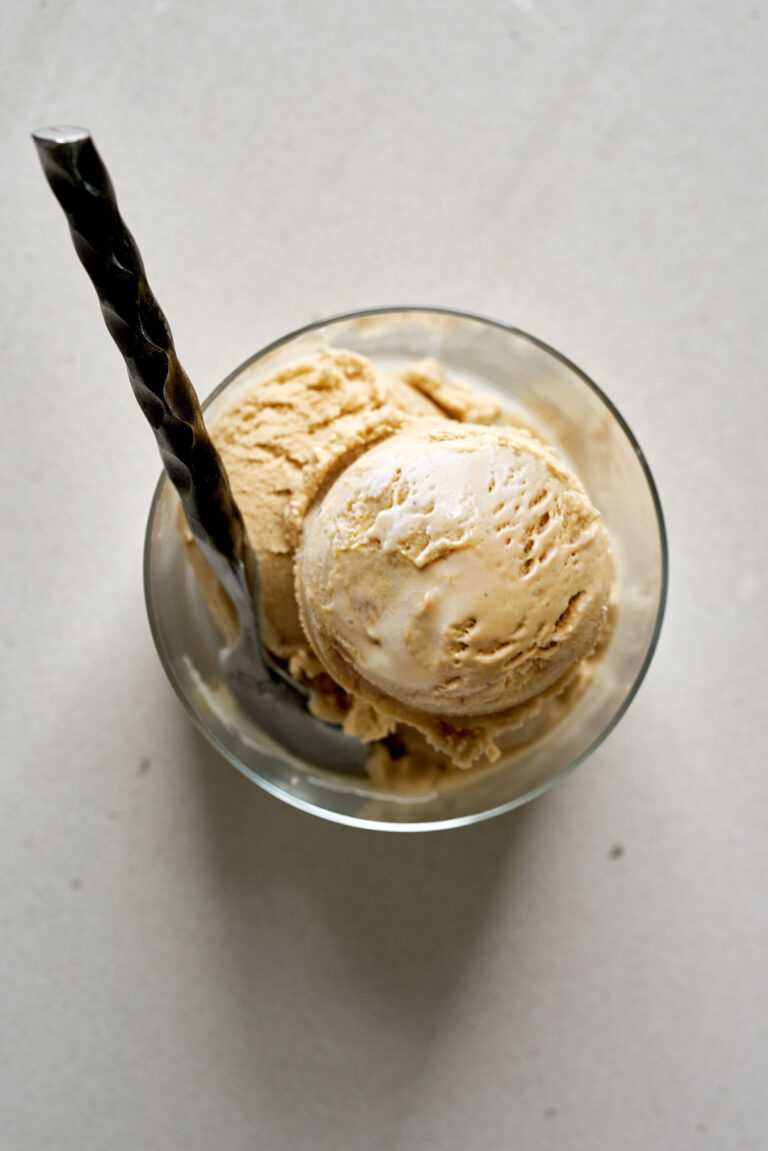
[144, 308, 667, 831]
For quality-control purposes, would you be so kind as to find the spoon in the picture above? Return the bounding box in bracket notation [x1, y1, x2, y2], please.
[32, 125, 366, 772]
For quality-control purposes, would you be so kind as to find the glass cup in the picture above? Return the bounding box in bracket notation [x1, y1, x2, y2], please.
[144, 308, 667, 831]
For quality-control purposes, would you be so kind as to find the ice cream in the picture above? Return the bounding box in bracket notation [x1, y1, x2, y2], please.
[184, 348, 615, 776]
[297, 421, 612, 710]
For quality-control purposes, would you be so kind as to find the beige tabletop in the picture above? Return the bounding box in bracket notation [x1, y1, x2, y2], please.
[2, 2, 767, 1148]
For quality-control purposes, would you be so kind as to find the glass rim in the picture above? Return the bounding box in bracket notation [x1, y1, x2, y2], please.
[143, 305, 669, 831]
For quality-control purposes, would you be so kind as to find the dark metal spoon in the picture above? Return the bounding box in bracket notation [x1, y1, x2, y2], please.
[32, 125, 365, 771]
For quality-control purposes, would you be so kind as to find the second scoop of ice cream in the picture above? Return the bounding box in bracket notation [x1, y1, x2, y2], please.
[297, 422, 613, 718]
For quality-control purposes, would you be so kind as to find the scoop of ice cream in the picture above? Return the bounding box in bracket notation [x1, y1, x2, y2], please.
[296, 422, 613, 718]
[186, 348, 446, 654]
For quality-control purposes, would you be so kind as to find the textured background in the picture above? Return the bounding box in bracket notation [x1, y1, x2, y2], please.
[2, 2, 766, 1148]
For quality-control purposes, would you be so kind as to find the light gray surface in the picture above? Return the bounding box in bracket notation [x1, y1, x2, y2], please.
[1, 2, 766, 1148]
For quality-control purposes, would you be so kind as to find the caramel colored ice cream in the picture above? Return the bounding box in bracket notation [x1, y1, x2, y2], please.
[297, 422, 612, 714]
[185, 348, 614, 774]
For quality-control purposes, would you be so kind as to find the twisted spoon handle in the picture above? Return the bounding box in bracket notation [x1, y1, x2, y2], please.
[32, 126, 246, 574]
[33, 126, 365, 771]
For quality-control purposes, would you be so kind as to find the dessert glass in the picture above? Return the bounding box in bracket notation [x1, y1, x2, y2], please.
[144, 308, 667, 831]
